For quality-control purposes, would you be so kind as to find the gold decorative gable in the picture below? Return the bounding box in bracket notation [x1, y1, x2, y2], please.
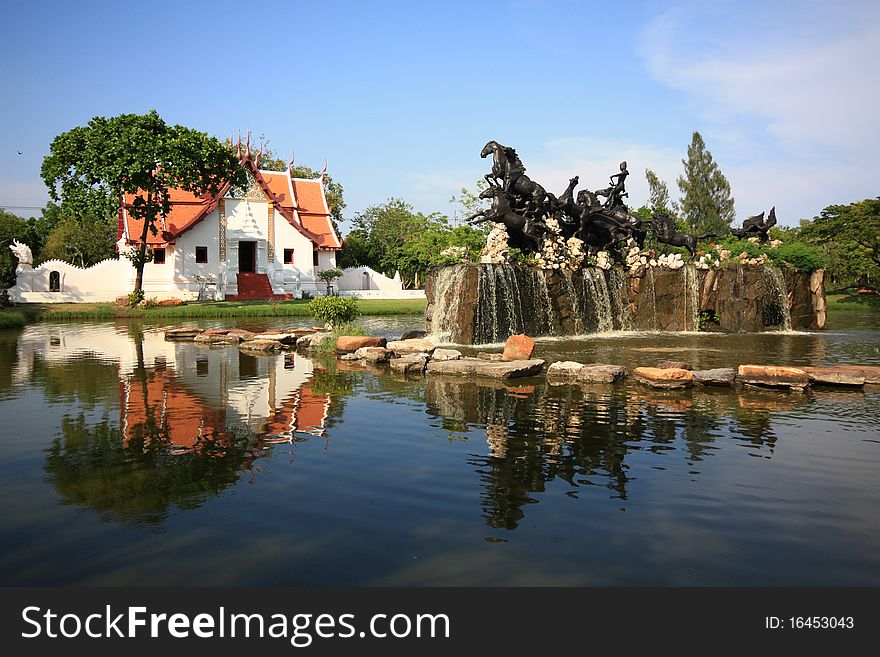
[227, 171, 268, 201]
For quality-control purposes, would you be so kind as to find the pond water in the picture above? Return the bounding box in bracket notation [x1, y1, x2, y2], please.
[0, 309, 878, 586]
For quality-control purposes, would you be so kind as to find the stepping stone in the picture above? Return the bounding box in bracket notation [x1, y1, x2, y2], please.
[634, 367, 693, 389]
[164, 328, 204, 340]
[427, 358, 545, 380]
[240, 339, 284, 352]
[692, 368, 736, 386]
[259, 332, 298, 345]
[579, 364, 626, 383]
[194, 333, 240, 345]
[819, 364, 880, 384]
[802, 366, 865, 386]
[431, 348, 462, 361]
[390, 353, 429, 373]
[354, 346, 392, 363]
[738, 365, 809, 390]
[386, 338, 436, 355]
[547, 361, 584, 381]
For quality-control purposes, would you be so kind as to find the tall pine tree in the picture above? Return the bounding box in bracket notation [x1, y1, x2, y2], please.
[677, 131, 735, 235]
[645, 168, 679, 217]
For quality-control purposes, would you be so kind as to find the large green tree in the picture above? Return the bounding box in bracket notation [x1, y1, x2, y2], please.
[645, 168, 679, 218]
[346, 198, 486, 287]
[42, 110, 243, 296]
[0, 209, 39, 288]
[677, 131, 735, 235]
[799, 198, 880, 285]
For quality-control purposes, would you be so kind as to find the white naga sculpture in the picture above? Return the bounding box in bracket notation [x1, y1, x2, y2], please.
[9, 239, 33, 271]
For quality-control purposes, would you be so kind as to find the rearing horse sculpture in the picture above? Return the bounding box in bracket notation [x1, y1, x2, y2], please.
[480, 140, 547, 217]
[467, 186, 544, 252]
[651, 213, 714, 259]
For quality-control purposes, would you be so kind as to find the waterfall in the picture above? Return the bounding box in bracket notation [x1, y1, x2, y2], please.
[430, 264, 469, 340]
[645, 267, 659, 330]
[607, 266, 630, 331]
[764, 265, 793, 331]
[683, 264, 700, 331]
[472, 264, 558, 344]
[581, 268, 613, 332]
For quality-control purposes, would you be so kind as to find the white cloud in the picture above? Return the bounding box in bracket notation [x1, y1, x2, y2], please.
[635, 2, 880, 221]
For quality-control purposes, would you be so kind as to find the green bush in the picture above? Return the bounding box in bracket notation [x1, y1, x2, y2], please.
[766, 242, 826, 272]
[308, 295, 360, 327]
[127, 290, 145, 306]
[318, 322, 366, 354]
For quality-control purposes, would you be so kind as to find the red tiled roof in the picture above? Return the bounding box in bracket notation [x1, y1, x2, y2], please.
[121, 188, 223, 246]
[291, 178, 341, 249]
[118, 152, 341, 248]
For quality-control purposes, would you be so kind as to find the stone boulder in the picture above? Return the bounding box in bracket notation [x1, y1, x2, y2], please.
[657, 359, 692, 371]
[802, 366, 865, 387]
[426, 358, 545, 380]
[386, 338, 436, 355]
[354, 346, 392, 363]
[240, 339, 285, 352]
[477, 352, 503, 362]
[738, 365, 810, 389]
[296, 332, 331, 351]
[389, 353, 429, 374]
[336, 336, 386, 353]
[164, 328, 204, 341]
[431, 348, 463, 361]
[633, 367, 693, 389]
[157, 298, 184, 307]
[400, 329, 429, 341]
[502, 334, 536, 361]
[692, 368, 736, 386]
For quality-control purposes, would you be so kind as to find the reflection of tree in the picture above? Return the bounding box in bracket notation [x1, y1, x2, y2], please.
[30, 353, 120, 408]
[44, 412, 263, 526]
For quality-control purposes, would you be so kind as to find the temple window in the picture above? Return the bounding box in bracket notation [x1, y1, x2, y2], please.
[49, 271, 60, 292]
[284, 248, 294, 264]
[153, 248, 166, 264]
[195, 246, 208, 263]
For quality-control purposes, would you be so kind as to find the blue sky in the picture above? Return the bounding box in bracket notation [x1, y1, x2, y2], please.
[0, 0, 877, 230]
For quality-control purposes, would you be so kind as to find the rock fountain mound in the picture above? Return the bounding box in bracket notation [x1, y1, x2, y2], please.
[425, 262, 825, 345]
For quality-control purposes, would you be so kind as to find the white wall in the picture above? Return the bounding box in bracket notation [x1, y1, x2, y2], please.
[337, 266, 402, 292]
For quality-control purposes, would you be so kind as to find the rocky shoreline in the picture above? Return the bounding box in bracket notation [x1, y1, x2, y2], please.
[165, 327, 880, 392]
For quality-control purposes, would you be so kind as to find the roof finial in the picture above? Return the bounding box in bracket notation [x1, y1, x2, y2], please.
[236, 130, 242, 157]
[321, 158, 328, 182]
[255, 137, 264, 167]
[245, 129, 251, 158]
[288, 147, 295, 172]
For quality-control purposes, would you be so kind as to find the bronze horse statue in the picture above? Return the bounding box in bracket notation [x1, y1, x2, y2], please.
[730, 207, 776, 242]
[467, 186, 544, 252]
[480, 140, 547, 217]
[651, 213, 714, 258]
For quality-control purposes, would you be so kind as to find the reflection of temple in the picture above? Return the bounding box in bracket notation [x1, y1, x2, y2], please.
[16, 324, 332, 448]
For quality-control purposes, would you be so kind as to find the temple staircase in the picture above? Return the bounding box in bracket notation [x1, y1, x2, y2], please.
[226, 273, 292, 301]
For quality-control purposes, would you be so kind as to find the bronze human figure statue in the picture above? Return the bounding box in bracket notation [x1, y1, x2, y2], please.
[730, 207, 777, 242]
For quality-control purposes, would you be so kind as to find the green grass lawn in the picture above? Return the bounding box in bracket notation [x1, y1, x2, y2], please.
[826, 291, 880, 310]
[0, 311, 27, 329]
[16, 297, 427, 321]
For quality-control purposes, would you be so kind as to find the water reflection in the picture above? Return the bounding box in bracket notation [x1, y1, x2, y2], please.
[1, 317, 879, 586]
[7, 321, 877, 532]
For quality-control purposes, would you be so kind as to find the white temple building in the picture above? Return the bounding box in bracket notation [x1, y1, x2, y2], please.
[10, 143, 343, 302]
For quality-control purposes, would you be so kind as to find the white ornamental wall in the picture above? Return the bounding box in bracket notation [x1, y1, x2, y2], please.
[8, 258, 134, 303]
